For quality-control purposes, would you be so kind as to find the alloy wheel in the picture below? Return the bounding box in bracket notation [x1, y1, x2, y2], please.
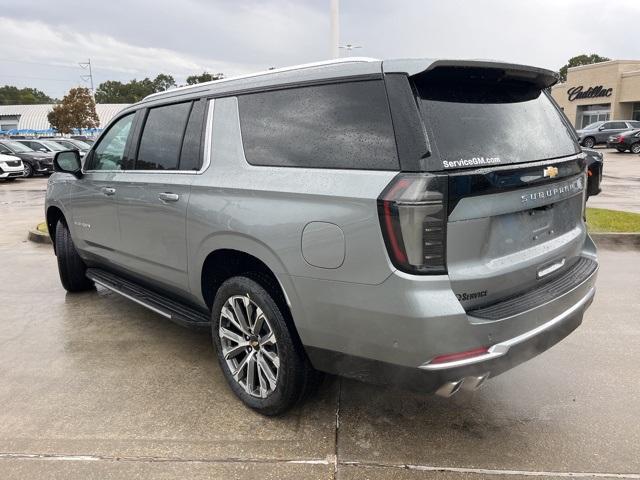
[219, 294, 280, 398]
[632, 143, 640, 154]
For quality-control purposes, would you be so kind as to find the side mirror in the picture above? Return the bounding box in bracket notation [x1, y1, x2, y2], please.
[39, 147, 48, 152]
[598, 126, 605, 131]
[54, 150, 82, 178]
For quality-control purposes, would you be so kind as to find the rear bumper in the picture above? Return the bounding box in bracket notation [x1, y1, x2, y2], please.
[294, 242, 597, 393]
[306, 288, 591, 393]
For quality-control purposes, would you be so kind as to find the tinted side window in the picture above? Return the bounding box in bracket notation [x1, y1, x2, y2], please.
[629, 121, 640, 128]
[608, 122, 627, 129]
[238, 80, 399, 170]
[0, 145, 10, 154]
[136, 102, 192, 170]
[179, 99, 206, 171]
[89, 113, 134, 171]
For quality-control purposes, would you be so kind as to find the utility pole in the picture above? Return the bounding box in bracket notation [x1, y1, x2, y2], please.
[79, 59, 94, 94]
[330, 0, 339, 59]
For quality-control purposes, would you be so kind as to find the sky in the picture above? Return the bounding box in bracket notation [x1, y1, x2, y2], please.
[1, 0, 639, 99]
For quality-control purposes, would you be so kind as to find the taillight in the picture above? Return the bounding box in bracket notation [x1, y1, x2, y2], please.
[377, 173, 448, 274]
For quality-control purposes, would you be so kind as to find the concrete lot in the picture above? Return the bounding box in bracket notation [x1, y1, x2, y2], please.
[588, 148, 640, 213]
[0, 176, 639, 479]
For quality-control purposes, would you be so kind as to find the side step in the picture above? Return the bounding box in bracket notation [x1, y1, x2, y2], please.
[86, 268, 211, 330]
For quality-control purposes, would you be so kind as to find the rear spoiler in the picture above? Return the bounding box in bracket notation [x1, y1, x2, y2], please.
[382, 58, 559, 89]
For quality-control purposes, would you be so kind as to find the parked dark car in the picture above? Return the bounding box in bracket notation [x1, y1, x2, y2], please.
[606, 129, 640, 153]
[0, 140, 54, 177]
[49, 138, 91, 156]
[582, 148, 603, 197]
[14, 139, 67, 155]
[576, 120, 640, 148]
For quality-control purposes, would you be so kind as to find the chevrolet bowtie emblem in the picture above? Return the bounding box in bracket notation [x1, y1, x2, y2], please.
[543, 166, 559, 178]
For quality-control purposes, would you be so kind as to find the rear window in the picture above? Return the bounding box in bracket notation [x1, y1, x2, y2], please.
[238, 80, 399, 170]
[414, 69, 579, 170]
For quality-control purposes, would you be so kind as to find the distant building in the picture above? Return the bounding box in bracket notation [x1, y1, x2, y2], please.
[551, 60, 640, 129]
[0, 104, 130, 134]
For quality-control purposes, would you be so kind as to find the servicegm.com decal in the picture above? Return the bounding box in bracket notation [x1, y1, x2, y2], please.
[443, 156, 502, 169]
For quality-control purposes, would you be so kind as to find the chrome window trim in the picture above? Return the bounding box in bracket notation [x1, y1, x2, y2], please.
[82, 99, 214, 175]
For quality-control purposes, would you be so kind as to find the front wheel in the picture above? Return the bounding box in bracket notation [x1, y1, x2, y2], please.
[54, 220, 94, 292]
[211, 276, 319, 415]
[23, 162, 34, 178]
[582, 137, 595, 149]
[631, 143, 640, 154]
[616, 147, 627, 153]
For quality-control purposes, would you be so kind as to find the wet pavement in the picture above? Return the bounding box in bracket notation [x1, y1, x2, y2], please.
[589, 148, 640, 213]
[0, 177, 639, 479]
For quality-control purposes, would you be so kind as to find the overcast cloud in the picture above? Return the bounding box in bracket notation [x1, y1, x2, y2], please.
[1, 0, 639, 98]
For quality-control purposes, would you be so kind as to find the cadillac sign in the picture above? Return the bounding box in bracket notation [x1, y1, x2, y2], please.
[567, 85, 613, 101]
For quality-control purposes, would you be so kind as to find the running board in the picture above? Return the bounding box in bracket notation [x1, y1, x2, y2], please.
[85, 268, 210, 330]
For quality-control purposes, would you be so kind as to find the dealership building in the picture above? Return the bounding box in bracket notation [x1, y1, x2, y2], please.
[551, 60, 640, 129]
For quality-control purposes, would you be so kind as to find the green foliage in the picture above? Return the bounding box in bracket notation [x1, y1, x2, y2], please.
[47, 87, 100, 134]
[0, 85, 54, 105]
[186, 72, 224, 85]
[559, 54, 610, 82]
[94, 74, 177, 103]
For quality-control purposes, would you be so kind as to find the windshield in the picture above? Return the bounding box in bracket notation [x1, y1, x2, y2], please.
[582, 121, 604, 130]
[414, 72, 579, 170]
[3, 141, 34, 153]
[40, 140, 66, 151]
[70, 140, 91, 149]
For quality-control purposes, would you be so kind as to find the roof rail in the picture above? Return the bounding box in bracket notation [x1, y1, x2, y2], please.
[143, 57, 380, 101]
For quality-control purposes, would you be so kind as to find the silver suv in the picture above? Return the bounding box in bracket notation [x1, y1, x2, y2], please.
[45, 58, 598, 415]
[576, 120, 640, 148]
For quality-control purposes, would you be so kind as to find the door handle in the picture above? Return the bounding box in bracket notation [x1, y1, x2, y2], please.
[158, 192, 180, 202]
[101, 187, 116, 196]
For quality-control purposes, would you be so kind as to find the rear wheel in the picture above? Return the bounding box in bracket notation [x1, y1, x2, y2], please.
[211, 275, 319, 415]
[631, 143, 640, 154]
[4, 178, 16, 182]
[616, 147, 627, 153]
[582, 137, 595, 149]
[23, 162, 34, 178]
[54, 220, 94, 292]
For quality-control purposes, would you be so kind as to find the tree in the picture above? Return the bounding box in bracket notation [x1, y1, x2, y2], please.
[186, 72, 224, 85]
[47, 87, 99, 134]
[559, 54, 610, 82]
[0, 85, 54, 105]
[94, 74, 176, 103]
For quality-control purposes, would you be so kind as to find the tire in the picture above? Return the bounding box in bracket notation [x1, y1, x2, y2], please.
[23, 162, 34, 178]
[631, 143, 640, 154]
[54, 219, 94, 292]
[616, 147, 627, 153]
[582, 137, 595, 149]
[4, 178, 16, 182]
[211, 275, 319, 415]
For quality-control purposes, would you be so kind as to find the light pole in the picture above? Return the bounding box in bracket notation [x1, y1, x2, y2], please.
[330, 0, 339, 59]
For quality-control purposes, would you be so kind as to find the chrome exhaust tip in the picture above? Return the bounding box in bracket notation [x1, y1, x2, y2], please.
[435, 379, 464, 397]
[461, 373, 490, 392]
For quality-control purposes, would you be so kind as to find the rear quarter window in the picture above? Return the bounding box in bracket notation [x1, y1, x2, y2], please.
[237, 80, 399, 170]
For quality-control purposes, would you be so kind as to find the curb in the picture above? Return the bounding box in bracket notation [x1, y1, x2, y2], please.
[27, 228, 52, 245]
[591, 232, 640, 250]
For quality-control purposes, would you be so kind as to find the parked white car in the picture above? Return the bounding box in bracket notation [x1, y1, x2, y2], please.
[0, 154, 24, 181]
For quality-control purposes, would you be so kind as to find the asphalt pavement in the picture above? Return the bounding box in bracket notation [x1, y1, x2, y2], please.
[0, 176, 638, 479]
[588, 148, 640, 213]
